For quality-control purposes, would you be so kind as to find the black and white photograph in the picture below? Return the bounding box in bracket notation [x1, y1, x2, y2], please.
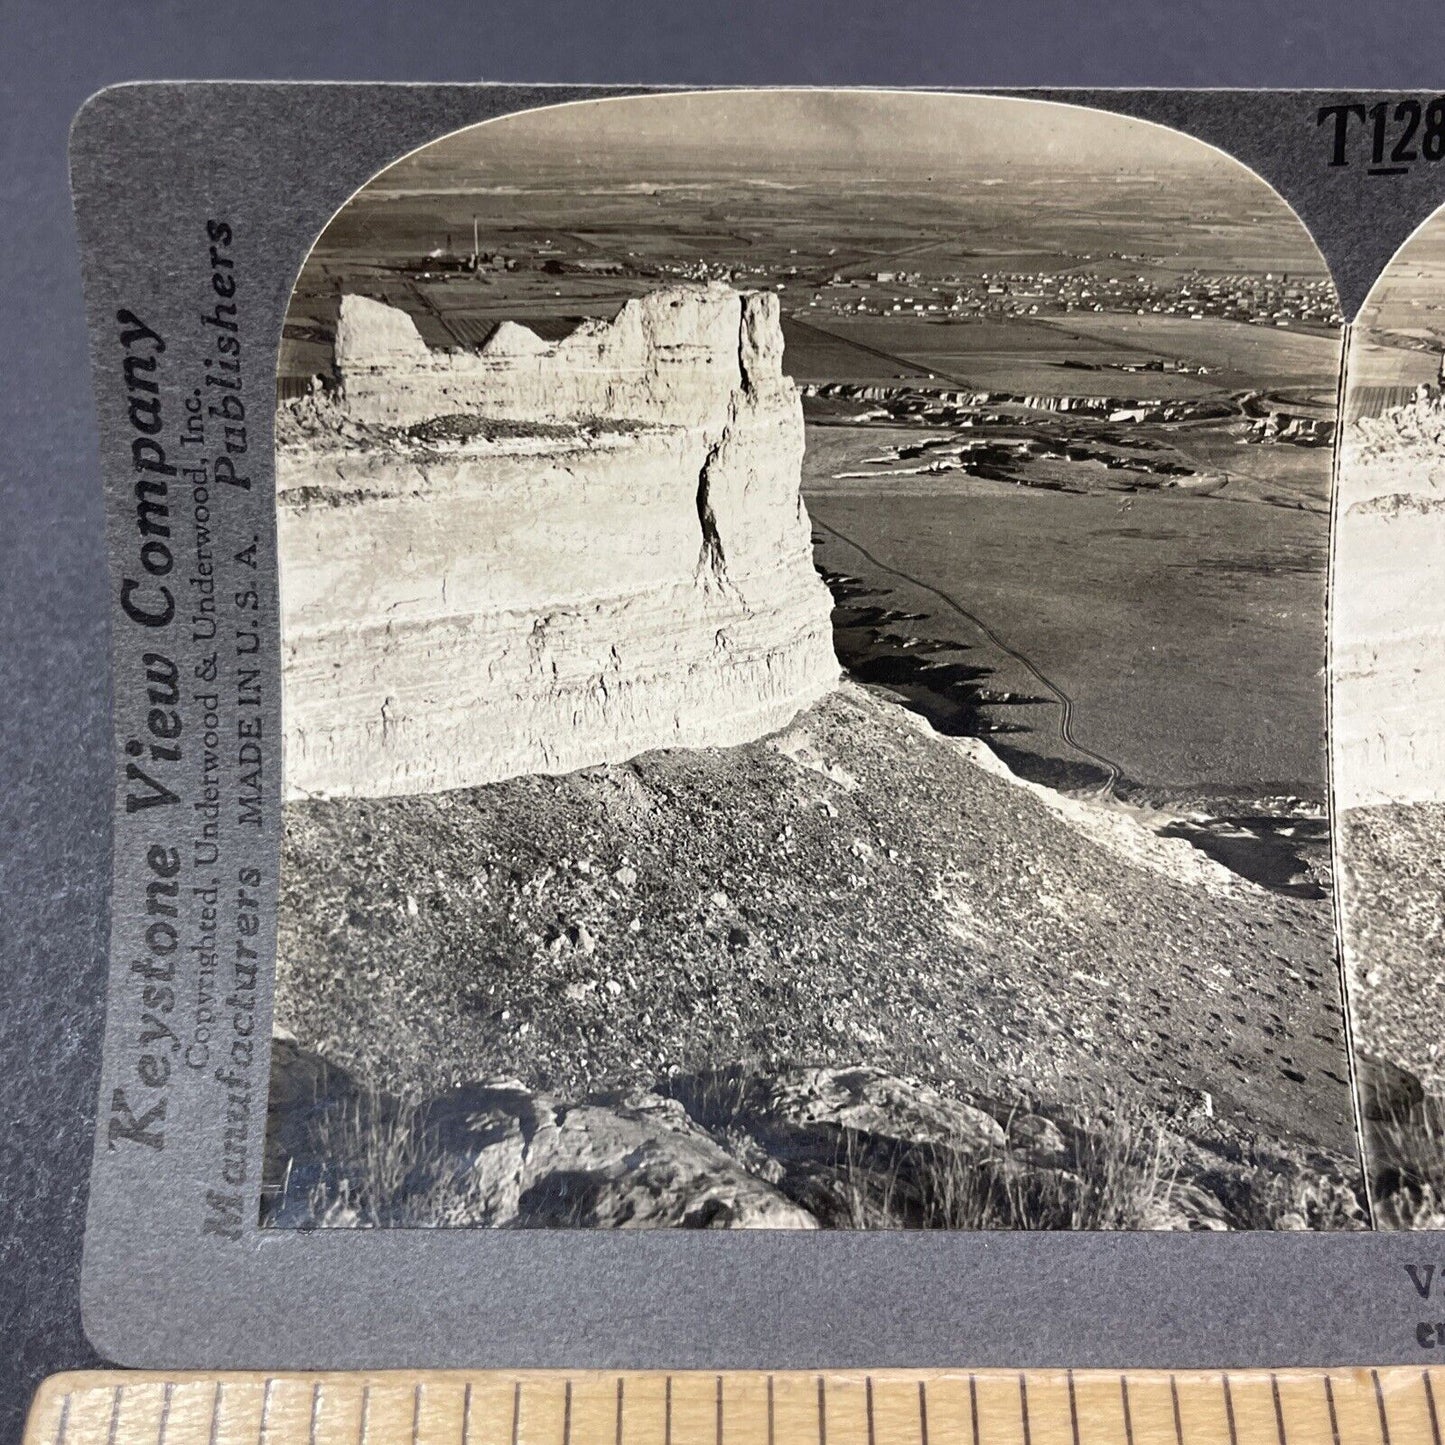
[1335, 204, 1445, 1229]
[260, 90, 1362, 1232]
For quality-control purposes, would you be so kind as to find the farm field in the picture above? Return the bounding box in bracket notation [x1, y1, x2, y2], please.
[1040, 313, 1341, 395]
[790, 315, 1231, 397]
[1345, 221, 1445, 406]
[803, 425, 1329, 807]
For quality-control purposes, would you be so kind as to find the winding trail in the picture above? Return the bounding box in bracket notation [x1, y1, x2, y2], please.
[810, 513, 1123, 790]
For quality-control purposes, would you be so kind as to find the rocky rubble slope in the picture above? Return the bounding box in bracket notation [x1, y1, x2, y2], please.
[1338, 802, 1445, 1091]
[1334, 388, 1445, 808]
[1336, 801, 1445, 1229]
[276, 286, 837, 799]
[273, 683, 1362, 1211]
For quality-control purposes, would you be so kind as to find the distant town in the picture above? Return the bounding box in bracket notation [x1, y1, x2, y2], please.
[424, 241, 1343, 332]
[683, 262, 1343, 330]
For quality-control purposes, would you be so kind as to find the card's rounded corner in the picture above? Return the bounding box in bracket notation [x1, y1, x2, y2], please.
[69, 81, 136, 140]
[77, 1247, 140, 1368]
[68, 81, 170, 179]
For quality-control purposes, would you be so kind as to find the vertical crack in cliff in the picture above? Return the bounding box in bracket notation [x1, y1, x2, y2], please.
[695, 432, 731, 590]
[735, 293, 755, 398]
[695, 303, 757, 591]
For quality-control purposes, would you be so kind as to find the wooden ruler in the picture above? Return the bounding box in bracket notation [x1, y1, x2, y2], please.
[21, 1370, 1445, 1445]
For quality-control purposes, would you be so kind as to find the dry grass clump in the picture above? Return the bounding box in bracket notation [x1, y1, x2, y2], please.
[1369, 1095, 1445, 1230]
[270, 1085, 494, 1228]
[827, 1108, 1176, 1231]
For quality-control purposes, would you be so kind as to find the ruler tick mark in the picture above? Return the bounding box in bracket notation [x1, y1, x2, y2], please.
[207, 1383, 223, 1445]
[1375, 1369, 1394, 1445]
[511, 1383, 521, 1445]
[360, 1385, 372, 1445]
[563, 1381, 572, 1445]
[412, 1384, 423, 1445]
[865, 1378, 875, 1445]
[1323, 1374, 1341, 1445]
[715, 1377, 722, 1445]
[615, 1379, 624, 1445]
[1066, 1370, 1080, 1445]
[157, 1384, 174, 1445]
[106, 1386, 123, 1445]
[665, 1378, 673, 1445]
[52, 1394, 71, 1445]
[817, 1377, 826, 1445]
[1223, 1373, 1239, 1445]
[1270, 1374, 1286, 1445]
[1019, 1373, 1032, 1445]
[1426, 1371, 1442, 1445]
[311, 1384, 323, 1445]
[1169, 1375, 1184, 1445]
[1120, 1376, 1136, 1445]
[767, 1378, 774, 1445]
[968, 1375, 979, 1445]
[262, 1382, 277, 1445]
[917, 1381, 928, 1445]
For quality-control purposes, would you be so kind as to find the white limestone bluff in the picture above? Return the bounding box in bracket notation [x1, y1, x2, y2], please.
[1333, 389, 1445, 809]
[275, 284, 839, 800]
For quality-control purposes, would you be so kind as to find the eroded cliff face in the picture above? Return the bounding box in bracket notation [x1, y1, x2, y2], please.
[1333, 390, 1445, 808]
[276, 285, 838, 800]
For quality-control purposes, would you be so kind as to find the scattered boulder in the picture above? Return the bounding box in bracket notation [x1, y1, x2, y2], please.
[264, 1043, 814, 1230]
[1007, 1113, 1070, 1168]
[733, 1065, 1008, 1156]
[1147, 1181, 1233, 1232]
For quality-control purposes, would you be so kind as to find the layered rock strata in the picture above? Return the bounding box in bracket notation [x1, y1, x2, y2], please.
[277, 286, 838, 799]
[1333, 388, 1445, 808]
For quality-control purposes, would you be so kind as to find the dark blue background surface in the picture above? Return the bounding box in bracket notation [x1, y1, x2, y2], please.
[1, 2, 1438, 1438]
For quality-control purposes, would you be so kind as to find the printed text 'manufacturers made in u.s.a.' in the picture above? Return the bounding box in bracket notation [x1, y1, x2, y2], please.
[107, 220, 265, 1193]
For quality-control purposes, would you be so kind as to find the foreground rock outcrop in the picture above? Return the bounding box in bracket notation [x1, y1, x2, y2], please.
[276, 285, 837, 799]
[265, 1040, 816, 1229]
[264, 1041, 1365, 1231]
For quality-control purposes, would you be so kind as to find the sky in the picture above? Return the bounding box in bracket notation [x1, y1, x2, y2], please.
[384, 89, 1248, 188]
